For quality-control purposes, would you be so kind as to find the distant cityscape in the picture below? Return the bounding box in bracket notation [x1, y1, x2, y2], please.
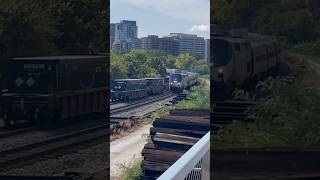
[110, 20, 210, 63]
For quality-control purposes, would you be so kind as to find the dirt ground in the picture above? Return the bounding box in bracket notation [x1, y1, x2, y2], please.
[110, 124, 150, 179]
[283, 51, 320, 89]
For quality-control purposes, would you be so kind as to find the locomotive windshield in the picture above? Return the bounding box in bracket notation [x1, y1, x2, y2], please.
[112, 81, 127, 91]
[213, 39, 232, 66]
[170, 73, 182, 82]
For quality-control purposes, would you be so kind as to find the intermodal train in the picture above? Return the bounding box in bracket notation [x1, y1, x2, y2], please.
[169, 71, 198, 93]
[111, 78, 165, 102]
[0, 55, 108, 126]
[211, 30, 280, 99]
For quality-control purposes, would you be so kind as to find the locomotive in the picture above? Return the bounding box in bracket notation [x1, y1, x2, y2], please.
[0, 55, 108, 126]
[169, 71, 198, 93]
[111, 78, 165, 102]
[211, 30, 280, 99]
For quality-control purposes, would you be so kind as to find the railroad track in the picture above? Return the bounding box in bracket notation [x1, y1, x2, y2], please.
[0, 127, 36, 139]
[211, 101, 254, 132]
[0, 122, 106, 170]
[110, 93, 184, 134]
[110, 93, 175, 115]
[0, 93, 175, 170]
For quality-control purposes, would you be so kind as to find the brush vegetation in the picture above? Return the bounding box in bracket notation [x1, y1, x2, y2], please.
[214, 78, 320, 149]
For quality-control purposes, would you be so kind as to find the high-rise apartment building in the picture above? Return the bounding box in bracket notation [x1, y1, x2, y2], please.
[205, 39, 210, 64]
[159, 37, 179, 56]
[114, 20, 138, 42]
[110, 23, 116, 48]
[169, 33, 205, 59]
[141, 35, 159, 50]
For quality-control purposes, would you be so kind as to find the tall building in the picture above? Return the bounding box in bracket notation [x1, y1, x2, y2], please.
[169, 33, 205, 59]
[159, 37, 179, 56]
[114, 20, 138, 42]
[110, 23, 116, 48]
[205, 39, 210, 64]
[112, 38, 141, 53]
[141, 35, 159, 50]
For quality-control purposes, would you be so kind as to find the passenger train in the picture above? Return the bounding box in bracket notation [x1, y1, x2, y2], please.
[169, 71, 198, 93]
[211, 30, 280, 99]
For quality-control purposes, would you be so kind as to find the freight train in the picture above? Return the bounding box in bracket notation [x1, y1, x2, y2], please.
[211, 30, 280, 99]
[0, 55, 108, 126]
[111, 78, 165, 102]
[169, 71, 198, 93]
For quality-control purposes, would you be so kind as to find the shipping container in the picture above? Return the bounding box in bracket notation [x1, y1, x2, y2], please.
[8, 55, 108, 93]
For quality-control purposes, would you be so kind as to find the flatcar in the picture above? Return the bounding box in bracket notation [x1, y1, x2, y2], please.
[0, 55, 108, 126]
[145, 78, 164, 95]
[211, 31, 280, 99]
[111, 79, 147, 101]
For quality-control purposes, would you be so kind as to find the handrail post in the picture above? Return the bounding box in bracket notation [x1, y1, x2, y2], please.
[201, 150, 210, 180]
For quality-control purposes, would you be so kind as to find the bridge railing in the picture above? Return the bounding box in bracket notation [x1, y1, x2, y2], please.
[157, 131, 210, 180]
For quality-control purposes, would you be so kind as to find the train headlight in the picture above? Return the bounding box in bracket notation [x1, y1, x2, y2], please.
[177, 83, 181, 86]
[218, 68, 224, 74]
[217, 68, 224, 78]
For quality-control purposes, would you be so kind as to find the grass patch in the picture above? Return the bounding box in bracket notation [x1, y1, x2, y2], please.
[214, 78, 320, 149]
[176, 86, 210, 109]
[199, 74, 210, 80]
[289, 42, 320, 57]
[120, 157, 143, 180]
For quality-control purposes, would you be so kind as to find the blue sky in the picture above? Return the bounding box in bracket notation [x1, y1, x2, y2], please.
[111, 0, 210, 39]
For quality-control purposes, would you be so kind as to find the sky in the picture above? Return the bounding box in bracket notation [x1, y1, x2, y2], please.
[110, 0, 210, 39]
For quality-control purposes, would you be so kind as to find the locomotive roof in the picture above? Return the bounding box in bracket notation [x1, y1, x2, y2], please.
[13, 55, 107, 61]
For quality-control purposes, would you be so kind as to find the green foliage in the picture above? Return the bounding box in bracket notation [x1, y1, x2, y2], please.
[142, 133, 152, 143]
[166, 55, 177, 69]
[290, 42, 320, 57]
[232, 88, 251, 101]
[268, 9, 317, 43]
[110, 50, 168, 81]
[120, 157, 143, 180]
[212, 0, 319, 44]
[200, 74, 210, 80]
[0, 0, 108, 59]
[110, 50, 128, 80]
[192, 63, 209, 75]
[175, 53, 197, 70]
[176, 86, 210, 109]
[175, 53, 209, 75]
[214, 78, 320, 149]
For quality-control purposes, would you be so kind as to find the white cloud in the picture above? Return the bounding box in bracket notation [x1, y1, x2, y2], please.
[116, 0, 210, 24]
[190, 24, 209, 33]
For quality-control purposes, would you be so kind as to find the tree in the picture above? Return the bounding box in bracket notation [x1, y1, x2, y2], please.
[212, 0, 320, 43]
[0, 0, 60, 58]
[110, 50, 128, 81]
[193, 63, 209, 75]
[0, 0, 108, 59]
[146, 50, 167, 77]
[175, 53, 197, 71]
[166, 55, 177, 69]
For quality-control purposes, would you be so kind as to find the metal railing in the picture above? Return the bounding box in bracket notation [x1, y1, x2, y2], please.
[157, 132, 210, 180]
